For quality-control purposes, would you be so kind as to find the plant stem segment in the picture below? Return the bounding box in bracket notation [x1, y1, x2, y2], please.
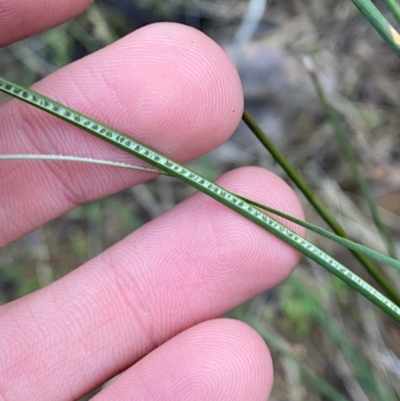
[239, 195, 400, 271]
[242, 109, 400, 306]
[383, 0, 400, 26]
[349, 0, 400, 58]
[0, 75, 399, 322]
[2, 153, 398, 271]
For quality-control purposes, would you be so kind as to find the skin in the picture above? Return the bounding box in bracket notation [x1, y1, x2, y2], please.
[0, 2, 305, 400]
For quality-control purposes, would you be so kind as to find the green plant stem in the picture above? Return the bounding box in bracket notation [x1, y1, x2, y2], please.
[3, 152, 399, 271]
[239, 195, 400, 271]
[242, 109, 400, 306]
[0, 154, 166, 174]
[3, 153, 399, 270]
[305, 59, 398, 260]
[383, 0, 400, 25]
[349, 0, 400, 58]
[5, 152, 399, 270]
[1, 75, 399, 323]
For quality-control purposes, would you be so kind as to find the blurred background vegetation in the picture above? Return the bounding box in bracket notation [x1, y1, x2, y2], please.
[1, 0, 400, 400]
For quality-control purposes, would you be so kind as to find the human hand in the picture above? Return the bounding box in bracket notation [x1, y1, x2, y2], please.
[0, 2, 304, 400]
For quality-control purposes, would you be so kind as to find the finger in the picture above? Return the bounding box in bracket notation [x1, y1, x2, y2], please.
[0, 167, 303, 401]
[93, 319, 272, 401]
[0, 22, 243, 246]
[0, 0, 94, 47]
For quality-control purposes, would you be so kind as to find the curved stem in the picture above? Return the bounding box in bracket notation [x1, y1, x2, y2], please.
[0, 154, 166, 174]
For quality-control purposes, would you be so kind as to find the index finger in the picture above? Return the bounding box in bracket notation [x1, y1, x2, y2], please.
[0, 23, 243, 246]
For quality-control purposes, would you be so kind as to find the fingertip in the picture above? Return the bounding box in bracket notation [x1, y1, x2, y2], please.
[83, 21, 244, 157]
[0, 1, 94, 46]
[129, 22, 244, 144]
[28, 22, 244, 159]
[1, 22, 244, 244]
[95, 318, 273, 401]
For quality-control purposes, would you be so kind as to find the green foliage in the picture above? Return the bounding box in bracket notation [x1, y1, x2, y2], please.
[0, 262, 40, 301]
[279, 277, 317, 337]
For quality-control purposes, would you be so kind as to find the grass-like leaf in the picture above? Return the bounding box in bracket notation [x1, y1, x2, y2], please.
[242, 109, 400, 305]
[1, 75, 399, 323]
[238, 195, 400, 271]
[383, 0, 400, 26]
[0, 154, 165, 174]
[4, 153, 398, 271]
[349, 0, 400, 58]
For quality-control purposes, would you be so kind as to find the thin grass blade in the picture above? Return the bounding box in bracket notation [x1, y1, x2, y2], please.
[3, 153, 398, 271]
[1, 75, 399, 322]
[242, 109, 400, 305]
[383, 0, 400, 26]
[0, 153, 166, 174]
[349, 0, 400, 58]
[238, 195, 400, 271]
